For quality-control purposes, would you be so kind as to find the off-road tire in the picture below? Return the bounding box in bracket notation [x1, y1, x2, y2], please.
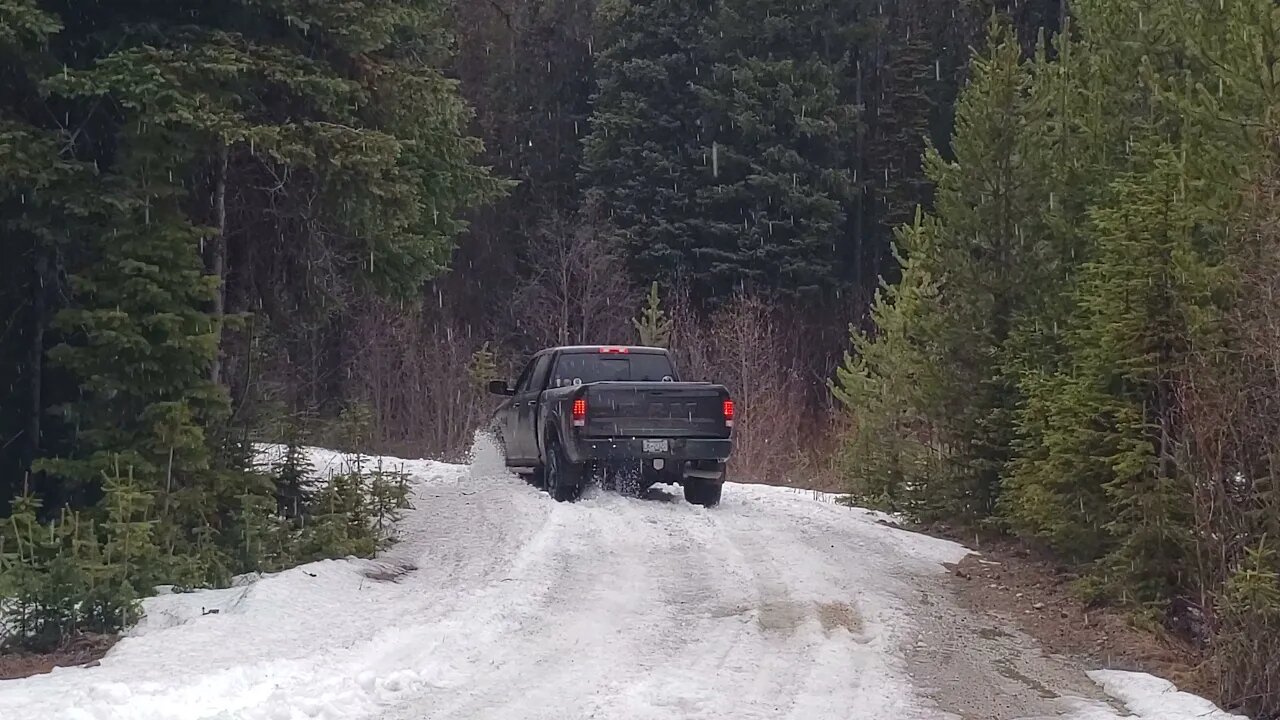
[684, 479, 723, 507]
[544, 438, 583, 503]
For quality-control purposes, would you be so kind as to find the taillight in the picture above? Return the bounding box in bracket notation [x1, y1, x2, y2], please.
[723, 399, 735, 428]
[572, 398, 587, 427]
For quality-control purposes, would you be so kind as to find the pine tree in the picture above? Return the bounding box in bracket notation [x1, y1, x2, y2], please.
[581, 0, 717, 294]
[835, 19, 1048, 519]
[832, 213, 945, 514]
[856, 1, 944, 287]
[632, 282, 673, 347]
[87, 463, 161, 631]
[685, 0, 862, 302]
[0, 1, 92, 508]
[30, 187, 238, 589]
[0, 492, 85, 647]
[1009, 155, 1205, 577]
[1216, 544, 1280, 716]
[467, 343, 501, 390]
[1001, 0, 1279, 598]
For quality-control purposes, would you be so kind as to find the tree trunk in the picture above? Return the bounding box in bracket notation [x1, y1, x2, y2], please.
[24, 251, 48, 471]
[853, 56, 865, 289]
[210, 144, 229, 386]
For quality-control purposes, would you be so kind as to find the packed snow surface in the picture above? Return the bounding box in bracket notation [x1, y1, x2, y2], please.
[0, 440, 1246, 720]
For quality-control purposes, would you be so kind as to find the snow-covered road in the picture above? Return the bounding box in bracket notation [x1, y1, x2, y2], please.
[0, 440, 1246, 720]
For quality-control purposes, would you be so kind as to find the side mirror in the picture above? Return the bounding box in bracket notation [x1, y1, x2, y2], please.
[488, 379, 515, 396]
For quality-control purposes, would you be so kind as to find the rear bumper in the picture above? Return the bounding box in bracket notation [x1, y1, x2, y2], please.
[570, 437, 732, 465]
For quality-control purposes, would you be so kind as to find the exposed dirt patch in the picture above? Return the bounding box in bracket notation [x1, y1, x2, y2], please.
[362, 560, 418, 582]
[815, 600, 862, 634]
[0, 633, 118, 680]
[933, 529, 1209, 698]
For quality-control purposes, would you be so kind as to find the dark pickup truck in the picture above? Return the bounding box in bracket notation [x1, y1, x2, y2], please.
[487, 345, 734, 506]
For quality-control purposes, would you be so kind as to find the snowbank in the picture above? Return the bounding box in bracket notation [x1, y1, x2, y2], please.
[1059, 670, 1248, 720]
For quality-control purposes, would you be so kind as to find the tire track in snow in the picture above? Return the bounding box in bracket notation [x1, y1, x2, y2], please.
[373, 480, 948, 720]
[381, 490, 730, 720]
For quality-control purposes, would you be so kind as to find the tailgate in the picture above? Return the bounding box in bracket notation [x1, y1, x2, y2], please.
[582, 382, 730, 439]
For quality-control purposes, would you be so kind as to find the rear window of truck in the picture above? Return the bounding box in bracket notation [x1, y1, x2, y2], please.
[549, 353, 676, 387]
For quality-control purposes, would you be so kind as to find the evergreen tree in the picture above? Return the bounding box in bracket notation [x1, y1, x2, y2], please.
[855, 1, 944, 287]
[1, 0, 502, 640]
[1002, 0, 1279, 599]
[832, 214, 945, 514]
[1009, 155, 1206, 579]
[581, 0, 716, 295]
[446, 0, 597, 347]
[633, 282, 673, 347]
[687, 0, 863, 302]
[836, 20, 1048, 518]
[0, 1, 91, 509]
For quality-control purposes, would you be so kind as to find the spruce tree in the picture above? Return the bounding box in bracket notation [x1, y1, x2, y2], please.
[686, 0, 862, 302]
[1002, 0, 1280, 598]
[832, 214, 946, 514]
[856, 2, 944, 287]
[34, 203, 232, 582]
[1009, 156, 1205, 577]
[582, 0, 717, 293]
[633, 282, 673, 347]
[0, 1, 91, 508]
[836, 20, 1046, 519]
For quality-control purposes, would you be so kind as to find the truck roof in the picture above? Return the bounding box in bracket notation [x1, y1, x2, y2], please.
[541, 345, 669, 355]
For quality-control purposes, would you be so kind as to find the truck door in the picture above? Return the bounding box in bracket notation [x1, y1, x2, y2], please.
[500, 358, 535, 464]
[512, 353, 553, 463]
[512, 351, 552, 458]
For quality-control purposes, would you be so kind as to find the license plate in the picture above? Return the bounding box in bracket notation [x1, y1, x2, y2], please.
[642, 439, 669, 454]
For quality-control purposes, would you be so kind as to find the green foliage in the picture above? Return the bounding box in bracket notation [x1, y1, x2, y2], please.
[687, 0, 862, 301]
[272, 422, 316, 520]
[298, 456, 410, 562]
[583, 0, 867, 304]
[833, 215, 944, 515]
[1, 0, 499, 645]
[581, 0, 716, 297]
[841, 1, 1280, 711]
[0, 464, 159, 650]
[836, 19, 1045, 520]
[467, 342, 502, 391]
[1014, 156, 1207, 597]
[582, 0, 1063, 304]
[1215, 543, 1280, 712]
[35, 207, 222, 492]
[632, 282, 673, 348]
[0, 1, 59, 48]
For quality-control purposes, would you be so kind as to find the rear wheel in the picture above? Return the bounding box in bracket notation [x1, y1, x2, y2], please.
[544, 439, 583, 503]
[684, 479, 723, 507]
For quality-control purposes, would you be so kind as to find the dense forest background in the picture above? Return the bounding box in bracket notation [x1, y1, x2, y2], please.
[3, 0, 1280, 716]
